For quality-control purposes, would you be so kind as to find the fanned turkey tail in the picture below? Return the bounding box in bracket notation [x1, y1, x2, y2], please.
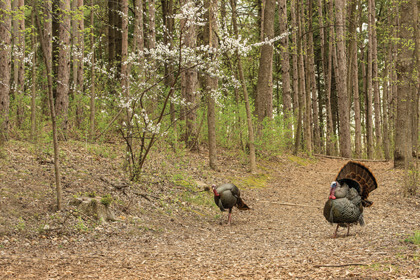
[336, 161, 378, 207]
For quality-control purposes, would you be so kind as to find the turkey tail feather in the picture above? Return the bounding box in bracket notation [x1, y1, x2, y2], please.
[236, 198, 250, 210]
[336, 161, 378, 202]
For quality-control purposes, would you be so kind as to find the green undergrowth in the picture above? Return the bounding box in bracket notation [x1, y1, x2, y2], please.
[287, 155, 316, 166]
[232, 172, 270, 190]
[404, 231, 420, 245]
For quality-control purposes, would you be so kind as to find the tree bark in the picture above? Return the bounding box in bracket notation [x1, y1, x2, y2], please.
[206, 0, 218, 169]
[12, 0, 25, 128]
[255, 0, 275, 123]
[279, 0, 292, 146]
[349, 0, 362, 158]
[301, 1, 312, 154]
[232, 0, 256, 172]
[134, 0, 144, 58]
[291, 0, 299, 118]
[0, 0, 11, 143]
[36, 0, 62, 211]
[108, 0, 116, 67]
[324, 0, 334, 155]
[180, 0, 199, 150]
[382, 42, 391, 160]
[161, 0, 175, 142]
[371, 0, 382, 157]
[317, 0, 326, 153]
[394, 0, 415, 168]
[412, 0, 419, 160]
[294, 0, 306, 155]
[335, 0, 351, 158]
[308, 0, 319, 153]
[75, 0, 84, 128]
[89, 0, 96, 142]
[31, 1, 37, 142]
[148, 0, 156, 49]
[366, 0, 374, 158]
[56, 0, 71, 137]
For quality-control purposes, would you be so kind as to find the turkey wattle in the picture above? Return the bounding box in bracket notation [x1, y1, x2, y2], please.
[323, 161, 378, 238]
[212, 183, 250, 225]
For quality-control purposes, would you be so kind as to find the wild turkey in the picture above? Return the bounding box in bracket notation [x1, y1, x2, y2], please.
[323, 161, 378, 238]
[212, 183, 250, 225]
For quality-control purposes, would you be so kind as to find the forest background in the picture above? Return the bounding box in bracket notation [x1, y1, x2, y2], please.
[0, 0, 419, 210]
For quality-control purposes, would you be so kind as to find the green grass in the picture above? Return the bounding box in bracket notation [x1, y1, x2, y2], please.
[287, 155, 316, 166]
[231, 172, 270, 189]
[404, 231, 420, 245]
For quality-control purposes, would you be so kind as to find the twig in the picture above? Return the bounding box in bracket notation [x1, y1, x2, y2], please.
[100, 176, 129, 190]
[133, 192, 160, 200]
[259, 201, 321, 208]
[314, 263, 368, 268]
[313, 154, 390, 162]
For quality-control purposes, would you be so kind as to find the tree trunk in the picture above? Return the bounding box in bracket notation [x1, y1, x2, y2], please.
[291, 0, 299, 118]
[206, 0, 218, 169]
[308, 0, 320, 153]
[317, 0, 326, 153]
[324, 0, 334, 155]
[161, 0, 176, 144]
[108, 0, 116, 67]
[412, 0, 419, 160]
[89, 0, 96, 142]
[36, 0, 62, 211]
[13, 0, 25, 129]
[134, 0, 144, 58]
[279, 0, 292, 147]
[0, 0, 11, 143]
[349, 0, 362, 158]
[75, 0, 84, 128]
[232, 0, 256, 172]
[294, 0, 306, 155]
[335, 0, 351, 158]
[71, 0, 78, 99]
[366, 0, 374, 158]
[31, 2, 37, 142]
[308, 0, 321, 153]
[394, 0, 415, 168]
[121, 0, 129, 100]
[180, 0, 199, 150]
[371, 0, 382, 158]
[301, 1, 312, 154]
[120, 0, 133, 173]
[382, 42, 391, 160]
[56, 0, 71, 137]
[255, 0, 275, 123]
[115, 0, 122, 70]
[148, 0, 156, 49]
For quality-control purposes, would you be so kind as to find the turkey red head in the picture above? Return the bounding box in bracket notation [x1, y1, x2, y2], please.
[212, 184, 219, 196]
[329, 181, 338, 199]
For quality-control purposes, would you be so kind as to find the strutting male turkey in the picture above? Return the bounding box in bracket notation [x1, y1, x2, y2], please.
[323, 161, 378, 238]
[212, 183, 250, 225]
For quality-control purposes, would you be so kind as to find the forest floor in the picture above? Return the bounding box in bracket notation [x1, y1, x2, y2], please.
[0, 140, 419, 279]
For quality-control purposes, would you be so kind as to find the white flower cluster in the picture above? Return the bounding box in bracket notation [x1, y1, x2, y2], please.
[172, 2, 207, 28]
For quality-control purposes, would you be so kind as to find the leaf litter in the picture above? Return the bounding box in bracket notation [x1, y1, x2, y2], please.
[0, 142, 419, 279]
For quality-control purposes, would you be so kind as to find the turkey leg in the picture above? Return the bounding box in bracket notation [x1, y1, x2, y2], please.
[332, 224, 339, 238]
[227, 209, 232, 225]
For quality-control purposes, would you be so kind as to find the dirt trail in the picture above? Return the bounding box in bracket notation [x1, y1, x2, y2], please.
[1, 158, 419, 279]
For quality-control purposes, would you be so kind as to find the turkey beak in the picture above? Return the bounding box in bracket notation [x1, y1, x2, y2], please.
[329, 186, 336, 200]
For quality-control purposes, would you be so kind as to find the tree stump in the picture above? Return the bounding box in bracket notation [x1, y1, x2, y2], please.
[70, 196, 116, 223]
